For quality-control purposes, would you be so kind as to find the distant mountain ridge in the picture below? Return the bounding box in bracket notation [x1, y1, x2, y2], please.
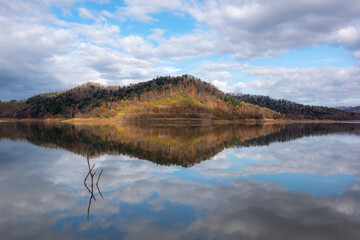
[337, 106, 360, 113]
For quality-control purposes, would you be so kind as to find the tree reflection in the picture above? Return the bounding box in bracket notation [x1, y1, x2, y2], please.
[84, 157, 103, 222]
[0, 121, 359, 167]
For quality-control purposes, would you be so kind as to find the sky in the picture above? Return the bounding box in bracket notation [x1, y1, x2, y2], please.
[0, 0, 360, 107]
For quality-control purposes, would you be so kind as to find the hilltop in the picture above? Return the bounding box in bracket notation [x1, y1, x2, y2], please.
[233, 94, 360, 121]
[0, 75, 282, 121]
[1, 75, 358, 121]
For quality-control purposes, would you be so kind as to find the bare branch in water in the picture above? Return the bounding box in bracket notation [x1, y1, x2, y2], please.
[97, 169, 103, 185]
[84, 157, 104, 222]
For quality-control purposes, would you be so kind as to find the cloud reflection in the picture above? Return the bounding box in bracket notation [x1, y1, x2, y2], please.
[0, 123, 360, 239]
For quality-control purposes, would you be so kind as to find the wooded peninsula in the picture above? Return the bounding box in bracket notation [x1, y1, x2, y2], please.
[1, 75, 359, 122]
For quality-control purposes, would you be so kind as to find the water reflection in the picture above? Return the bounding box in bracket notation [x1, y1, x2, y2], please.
[0, 121, 359, 166]
[0, 122, 359, 239]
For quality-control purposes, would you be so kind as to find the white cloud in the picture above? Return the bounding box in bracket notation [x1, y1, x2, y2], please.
[0, 16, 74, 99]
[186, 0, 360, 59]
[156, 32, 217, 60]
[77, 7, 114, 23]
[191, 63, 360, 106]
[148, 28, 166, 42]
[0, 0, 73, 25]
[0, 9, 178, 99]
[1, 0, 360, 106]
[46, 43, 179, 88]
[334, 25, 360, 58]
[114, 35, 156, 58]
[78, 7, 96, 20]
[336, 26, 360, 47]
[238, 65, 360, 106]
[116, 0, 184, 22]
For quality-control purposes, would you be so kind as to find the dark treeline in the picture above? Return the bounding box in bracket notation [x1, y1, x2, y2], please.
[232, 94, 360, 120]
[1, 122, 359, 167]
[235, 123, 360, 148]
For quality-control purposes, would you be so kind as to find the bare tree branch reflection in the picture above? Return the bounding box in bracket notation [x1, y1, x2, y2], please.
[96, 169, 104, 199]
[84, 157, 103, 222]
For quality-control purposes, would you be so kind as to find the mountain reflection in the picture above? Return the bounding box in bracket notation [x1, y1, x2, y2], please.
[0, 121, 359, 167]
[1, 122, 360, 239]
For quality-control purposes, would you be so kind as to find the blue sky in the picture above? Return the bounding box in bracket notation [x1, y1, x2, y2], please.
[0, 0, 360, 106]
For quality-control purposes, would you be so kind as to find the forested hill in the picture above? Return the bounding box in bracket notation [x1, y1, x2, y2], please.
[233, 94, 360, 120]
[0, 75, 282, 120]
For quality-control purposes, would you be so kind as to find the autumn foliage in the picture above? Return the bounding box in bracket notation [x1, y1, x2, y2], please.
[0, 75, 283, 120]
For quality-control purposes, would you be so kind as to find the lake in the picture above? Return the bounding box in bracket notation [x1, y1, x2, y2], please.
[0, 121, 360, 239]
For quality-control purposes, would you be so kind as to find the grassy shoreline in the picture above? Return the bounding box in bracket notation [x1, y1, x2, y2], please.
[1, 117, 359, 126]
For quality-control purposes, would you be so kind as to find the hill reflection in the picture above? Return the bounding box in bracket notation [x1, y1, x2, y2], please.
[0, 122, 359, 167]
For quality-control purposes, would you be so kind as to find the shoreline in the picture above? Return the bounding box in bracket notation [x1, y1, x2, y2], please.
[0, 117, 359, 125]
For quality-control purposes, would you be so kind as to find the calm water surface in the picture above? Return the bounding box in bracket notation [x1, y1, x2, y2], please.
[0, 122, 360, 239]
